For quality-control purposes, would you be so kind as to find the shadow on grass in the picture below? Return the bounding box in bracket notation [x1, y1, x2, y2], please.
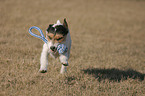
[82, 68, 145, 82]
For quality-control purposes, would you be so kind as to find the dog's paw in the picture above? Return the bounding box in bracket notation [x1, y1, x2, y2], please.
[62, 63, 68, 66]
[39, 70, 47, 73]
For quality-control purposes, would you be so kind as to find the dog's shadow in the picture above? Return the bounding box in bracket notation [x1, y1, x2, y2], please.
[82, 68, 145, 82]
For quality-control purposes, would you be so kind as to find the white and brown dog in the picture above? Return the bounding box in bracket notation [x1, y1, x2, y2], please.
[39, 19, 71, 74]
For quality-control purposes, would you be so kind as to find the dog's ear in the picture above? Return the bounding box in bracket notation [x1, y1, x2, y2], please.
[63, 18, 68, 29]
[46, 24, 53, 32]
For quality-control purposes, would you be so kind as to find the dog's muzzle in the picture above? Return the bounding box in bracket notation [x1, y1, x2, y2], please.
[50, 46, 56, 52]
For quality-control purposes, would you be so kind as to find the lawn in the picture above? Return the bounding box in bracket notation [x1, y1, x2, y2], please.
[0, 0, 145, 96]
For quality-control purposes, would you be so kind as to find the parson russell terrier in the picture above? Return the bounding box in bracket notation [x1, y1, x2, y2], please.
[39, 19, 71, 74]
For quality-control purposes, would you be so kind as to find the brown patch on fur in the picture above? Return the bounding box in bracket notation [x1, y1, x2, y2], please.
[46, 33, 66, 43]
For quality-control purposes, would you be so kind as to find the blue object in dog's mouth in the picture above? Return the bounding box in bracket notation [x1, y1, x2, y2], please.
[57, 44, 67, 54]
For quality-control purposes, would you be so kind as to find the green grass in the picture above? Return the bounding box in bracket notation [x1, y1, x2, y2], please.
[0, 0, 145, 96]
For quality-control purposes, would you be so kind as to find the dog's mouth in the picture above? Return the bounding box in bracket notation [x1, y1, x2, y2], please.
[51, 49, 56, 52]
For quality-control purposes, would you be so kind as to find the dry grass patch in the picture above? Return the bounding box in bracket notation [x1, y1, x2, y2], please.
[0, 0, 145, 96]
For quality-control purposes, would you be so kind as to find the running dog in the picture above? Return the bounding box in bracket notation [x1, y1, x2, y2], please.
[39, 19, 71, 74]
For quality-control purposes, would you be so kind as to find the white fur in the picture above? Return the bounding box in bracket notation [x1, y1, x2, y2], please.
[39, 20, 71, 74]
[52, 20, 63, 27]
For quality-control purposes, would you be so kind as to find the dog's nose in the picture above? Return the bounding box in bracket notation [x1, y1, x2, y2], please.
[50, 46, 56, 51]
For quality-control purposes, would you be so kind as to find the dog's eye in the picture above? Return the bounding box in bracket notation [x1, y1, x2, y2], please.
[56, 37, 63, 41]
[48, 36, 52, 40]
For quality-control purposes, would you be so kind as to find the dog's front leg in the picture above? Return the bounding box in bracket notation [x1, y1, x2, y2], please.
[59, 54, 69, 74]
[39, 43, 49, 73]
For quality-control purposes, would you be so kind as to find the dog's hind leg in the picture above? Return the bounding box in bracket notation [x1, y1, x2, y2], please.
[60, 65, 67, 74]
[59, 54, 68, 74]
[39, 44, 49, 73]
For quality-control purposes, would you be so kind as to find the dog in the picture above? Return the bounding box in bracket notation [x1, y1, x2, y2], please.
[39, 19, 71, 74]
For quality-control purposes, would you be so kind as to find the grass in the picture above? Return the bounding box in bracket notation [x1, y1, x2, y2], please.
[0, 0, 145, 96]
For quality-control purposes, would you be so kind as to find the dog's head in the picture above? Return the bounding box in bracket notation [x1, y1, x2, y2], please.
[46, 18, 68, 52]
